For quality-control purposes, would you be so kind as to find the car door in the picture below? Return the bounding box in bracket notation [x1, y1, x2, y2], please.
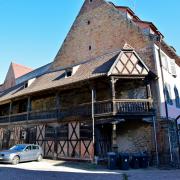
[32, 145, 39, 160]
[21, 145, 34, 161]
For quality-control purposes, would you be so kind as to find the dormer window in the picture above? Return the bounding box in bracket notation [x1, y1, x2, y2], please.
[24, 82, 28, 88]
[127, 12, 133, 20]
[65, 68, 73, 77]
[24, 78, 36, 88]
[66, 65, 80, 77]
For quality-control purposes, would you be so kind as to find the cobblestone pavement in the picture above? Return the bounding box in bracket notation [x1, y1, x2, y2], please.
[0, 160, 180, 180]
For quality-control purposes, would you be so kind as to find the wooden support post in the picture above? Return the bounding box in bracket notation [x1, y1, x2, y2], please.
[147, 84, 152, 98]
[27, 96, 31, 121]
[110, 77, 117, 115]
[146, 84, 153, 109]
[112, 122, 118, 152]
[8, 101, 12, 125]
[56, 93, 60, 120]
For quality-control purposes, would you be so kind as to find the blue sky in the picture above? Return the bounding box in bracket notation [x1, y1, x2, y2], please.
[0, 0, 179, 83]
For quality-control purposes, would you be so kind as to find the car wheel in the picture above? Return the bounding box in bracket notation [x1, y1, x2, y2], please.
[37, 155, 43, 162]
[12, 156, 20, 165]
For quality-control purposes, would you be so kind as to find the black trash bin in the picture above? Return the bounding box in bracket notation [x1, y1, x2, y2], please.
[107, 152, 117, 170]
[139, 155, 149, 168]
[130, 155, 139, 169]
[118, 153, 129, 170]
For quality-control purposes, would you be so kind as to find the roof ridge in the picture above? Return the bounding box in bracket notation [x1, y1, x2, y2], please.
[11, 62, 33, 70]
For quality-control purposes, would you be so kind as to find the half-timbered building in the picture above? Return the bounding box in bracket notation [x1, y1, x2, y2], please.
[0, 0, 179, 165]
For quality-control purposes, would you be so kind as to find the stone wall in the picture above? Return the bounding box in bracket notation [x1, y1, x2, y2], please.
[51, 0, 155, 74]
[31, 96, 56, 111]
[116, 120, 153, 154]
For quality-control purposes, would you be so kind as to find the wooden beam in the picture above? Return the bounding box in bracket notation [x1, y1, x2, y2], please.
[8, 101, 12, 125]
[27, 96, 31, 121]
[110, 77, 117, 115]
[56, 93, 61, 120]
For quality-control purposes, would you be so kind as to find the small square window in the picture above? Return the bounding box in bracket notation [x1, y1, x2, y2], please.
[65, 68, 73, 77]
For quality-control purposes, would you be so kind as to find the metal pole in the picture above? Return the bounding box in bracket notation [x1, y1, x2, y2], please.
[175, 116, 180, 163]
[153, 115, 159, 166]
[92, 88, 95, 160]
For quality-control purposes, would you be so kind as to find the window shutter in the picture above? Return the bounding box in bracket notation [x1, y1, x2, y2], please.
[169, 59, 177, 76]
[161, 53, 168, 70]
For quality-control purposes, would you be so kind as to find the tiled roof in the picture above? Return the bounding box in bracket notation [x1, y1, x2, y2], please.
[0, 51, 120, 104]
[12, 62, 33, 79]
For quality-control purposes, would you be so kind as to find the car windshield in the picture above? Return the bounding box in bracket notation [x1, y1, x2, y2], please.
[10, 145, 26, 151]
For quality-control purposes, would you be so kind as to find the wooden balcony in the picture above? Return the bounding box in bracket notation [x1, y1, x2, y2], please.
[0, 99, 153, 124]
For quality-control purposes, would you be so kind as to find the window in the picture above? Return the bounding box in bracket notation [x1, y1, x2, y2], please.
[56, 124, 68, 140]
[65, 68, 72, 77]
[161, 52, 169, 71]
[164, 84, 173, 105]
[45, 125, 68, 140]
[169, 59, 177, 77]
[45, 126, 55, 139]
[32, 145, 39, 150]
[174, 86, 180, 108]
[25, 146, 32, 151]
[80, 123, 92, 140]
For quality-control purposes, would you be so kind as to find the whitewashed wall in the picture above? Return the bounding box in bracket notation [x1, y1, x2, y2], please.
[154, 44, 180, 122]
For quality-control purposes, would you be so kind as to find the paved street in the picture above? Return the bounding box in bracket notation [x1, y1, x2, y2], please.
[0, 160, 122, 180]
[0, 160, 180, 180]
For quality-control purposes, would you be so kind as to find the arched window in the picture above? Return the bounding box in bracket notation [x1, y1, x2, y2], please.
[164, 84, 173, 105]
[174, 86, 180, 108]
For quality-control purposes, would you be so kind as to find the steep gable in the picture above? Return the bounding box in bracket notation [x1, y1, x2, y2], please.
[3, 62, 33, 90]
[11, 63, 33, 79]
[51, 0, 154, 73]
[108, 50, 149, 76]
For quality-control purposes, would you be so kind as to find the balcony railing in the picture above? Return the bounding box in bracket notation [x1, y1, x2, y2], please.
[0, 115, 9, 123]
[0, 99, 153, 124]
[115, 99, 151, 113]
[10, 112, 27, 122]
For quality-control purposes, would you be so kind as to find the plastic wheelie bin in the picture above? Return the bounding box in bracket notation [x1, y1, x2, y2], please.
[139, 154, 149, 168]
[118, 153, 130, 170]
[130, 155, 139, 169]
[107, 152, 117, 170]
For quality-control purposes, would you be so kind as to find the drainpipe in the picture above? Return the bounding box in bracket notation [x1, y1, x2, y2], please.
[152, 113, 159, 166]
[157, 37, 173, 162]
[91, 88, 95, 161]
[175, 116, 180, 163]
